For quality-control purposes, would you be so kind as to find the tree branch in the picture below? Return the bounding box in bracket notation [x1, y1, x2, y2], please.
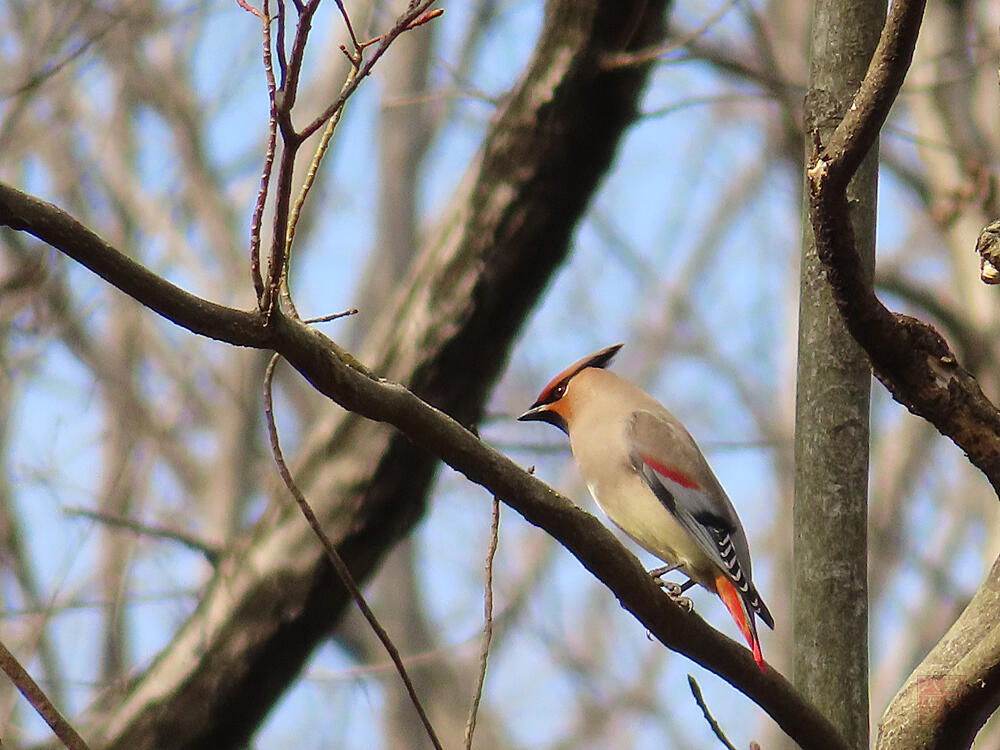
[876, 554, 1000, 750]
[5, 2, 679, 748]
[0, 639, 91, 750]
[0, 184, 267, 347]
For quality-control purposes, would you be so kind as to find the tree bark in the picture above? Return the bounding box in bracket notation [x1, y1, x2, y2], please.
[876, 553, 1000, 750]
[794, 0, 885, 746]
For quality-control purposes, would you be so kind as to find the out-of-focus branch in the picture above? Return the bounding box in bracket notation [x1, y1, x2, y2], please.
[0, 639, 91, 750]
[63, 507, 221, 563]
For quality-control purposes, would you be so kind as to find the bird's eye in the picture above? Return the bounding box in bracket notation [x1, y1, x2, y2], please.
[552, 383, 566, 399]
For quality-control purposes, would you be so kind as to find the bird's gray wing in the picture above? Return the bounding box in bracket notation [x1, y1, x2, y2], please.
[627, 410, 774, 628]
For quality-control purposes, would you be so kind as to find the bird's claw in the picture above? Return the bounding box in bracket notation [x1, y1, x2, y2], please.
[666, 590, 693, 612]
[656, 579, 684, 596]
[652, 575, 694, 612]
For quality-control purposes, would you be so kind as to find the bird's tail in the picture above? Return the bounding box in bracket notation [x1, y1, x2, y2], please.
[714, 573, 765, 673]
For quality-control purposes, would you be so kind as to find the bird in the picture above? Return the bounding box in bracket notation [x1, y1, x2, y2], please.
[518, 343, 774, 672]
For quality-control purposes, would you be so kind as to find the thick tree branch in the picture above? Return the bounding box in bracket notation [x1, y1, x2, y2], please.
[0, 184, 266, 347]
[876, 554, 1000, 750]
[817, 0, 926, 189]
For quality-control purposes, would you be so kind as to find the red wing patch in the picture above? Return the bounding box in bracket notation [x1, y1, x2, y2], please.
[640, 455, 701, 491]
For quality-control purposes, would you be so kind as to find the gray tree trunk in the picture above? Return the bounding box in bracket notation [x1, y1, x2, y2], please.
[794, 1, 885, 747]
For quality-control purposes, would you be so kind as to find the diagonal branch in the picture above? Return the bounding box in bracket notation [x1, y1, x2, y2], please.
[261, 353, 442, 750]
[0, 639, 91, 750]
[876, 553, 1000, 750]
[0, 185, 266, 347]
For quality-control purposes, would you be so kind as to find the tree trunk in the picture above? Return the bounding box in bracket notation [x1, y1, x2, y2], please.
[794, 1, 885, 746]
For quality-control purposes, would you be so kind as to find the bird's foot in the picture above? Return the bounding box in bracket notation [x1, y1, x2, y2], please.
[649, 569, 695, 612]
[663, 587, 693, 613]
[648, 562, 682, 580]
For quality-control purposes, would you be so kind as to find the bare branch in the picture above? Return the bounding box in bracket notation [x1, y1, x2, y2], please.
[816, 0, 927, 189]
[687, 674, 738, 750]
[0, 183, 848, 750]
[303, 308, 359, 324]
[262, 354, 443, 750]
[464, 495, 499, 750]
[806, 0, 1000, 495]
[876, 553, 1000, 750]
[0, 183, 267, 347]
[63, 506, 221, 563]
[297, 2, 439, 140]
[248, 0, 278, 304]
[0, 179, 848, 750]
[804, 0, 1000, 744]
[0, 3, 849, 746]
[0, 639, 91, 750]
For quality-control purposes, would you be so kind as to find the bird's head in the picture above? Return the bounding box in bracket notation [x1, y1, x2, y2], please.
[517, 343, 624, 433]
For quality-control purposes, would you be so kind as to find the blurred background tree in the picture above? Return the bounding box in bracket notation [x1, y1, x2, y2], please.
[0, 1, 998, 748]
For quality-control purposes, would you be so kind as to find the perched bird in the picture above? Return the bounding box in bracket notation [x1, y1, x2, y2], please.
[519, 343, 773, 671]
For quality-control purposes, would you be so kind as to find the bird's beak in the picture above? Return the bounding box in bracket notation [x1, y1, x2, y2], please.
[517, 404, 549, 422]
[517, 404, 568, 433]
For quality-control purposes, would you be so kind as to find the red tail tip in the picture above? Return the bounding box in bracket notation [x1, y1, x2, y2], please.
[752, 640, 766, 674]
[715, 573, 766, 673]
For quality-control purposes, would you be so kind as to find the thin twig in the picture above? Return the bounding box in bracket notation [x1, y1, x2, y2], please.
[234, 0, 264, 19]
[248, 0, 277, 305]
[262, 354, 443, 750]
[333, 0, 362, 54]
[282, 61, 360, 319]
[602, 0, 740, 69]
[275, 0, 288, 84]
[687, 674, 738, 750]
[303, 308, 358, 324]
[0, 639, 91, 750]
[464, 495, 500, 749]
[63, 506, 220, 563]
[286, 61, 356, 249]
[359, 8, 444, 48]
[298, 2, 440, 140]
[261, 1, 441, 318]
